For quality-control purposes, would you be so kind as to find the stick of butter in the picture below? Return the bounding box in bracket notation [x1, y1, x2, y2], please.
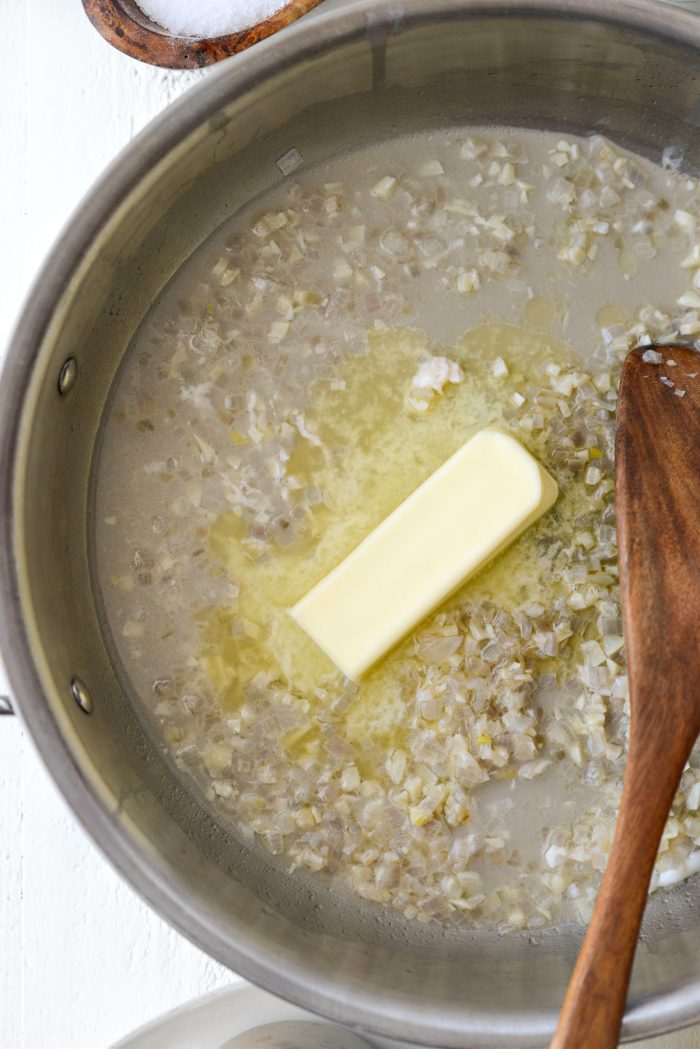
[291, 428, 558, 680]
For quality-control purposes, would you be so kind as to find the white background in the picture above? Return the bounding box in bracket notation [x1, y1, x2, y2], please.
[1, 2, 700, 1047]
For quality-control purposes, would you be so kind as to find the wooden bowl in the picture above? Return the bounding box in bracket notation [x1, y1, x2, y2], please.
[82, 0, 326, 69]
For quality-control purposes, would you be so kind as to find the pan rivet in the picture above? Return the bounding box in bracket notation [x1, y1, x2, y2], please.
[71, 676, 93, 714]
[58, 357, 77, 395]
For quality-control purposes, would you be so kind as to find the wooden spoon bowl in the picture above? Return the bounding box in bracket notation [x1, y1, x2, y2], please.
[82, 0, 325, 68]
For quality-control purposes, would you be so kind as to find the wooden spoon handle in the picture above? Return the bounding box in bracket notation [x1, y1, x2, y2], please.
[553, 343, 700, 1048]
[550, 726, 693, 1049]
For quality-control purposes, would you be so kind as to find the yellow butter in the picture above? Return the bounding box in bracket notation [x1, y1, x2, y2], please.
[291, 428, 558, 680]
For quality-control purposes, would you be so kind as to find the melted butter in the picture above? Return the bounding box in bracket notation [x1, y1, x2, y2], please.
[618, 247, 638, 279]
[523, 295, 560, 330]
[595, 303, 629, 328]
[201, 321, 589, 760]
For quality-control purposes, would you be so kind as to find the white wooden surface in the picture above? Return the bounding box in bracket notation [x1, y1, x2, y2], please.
[0, 2, 699, 1047]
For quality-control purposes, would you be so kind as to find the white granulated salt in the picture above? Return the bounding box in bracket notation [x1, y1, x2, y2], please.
[137, 0, 288, 38]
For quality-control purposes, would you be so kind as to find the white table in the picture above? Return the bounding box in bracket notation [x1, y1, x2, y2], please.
[0, 2, 699, 1047]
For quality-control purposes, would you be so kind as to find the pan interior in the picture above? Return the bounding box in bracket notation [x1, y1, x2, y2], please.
[11, 5, 700, 1045]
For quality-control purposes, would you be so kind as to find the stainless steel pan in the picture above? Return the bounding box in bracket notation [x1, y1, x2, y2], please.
[4, 2, 700, 1045]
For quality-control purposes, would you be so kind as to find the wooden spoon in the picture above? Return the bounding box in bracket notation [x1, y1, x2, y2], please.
[82, 0, 324, 69]
[551, 344, 700, 1048]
